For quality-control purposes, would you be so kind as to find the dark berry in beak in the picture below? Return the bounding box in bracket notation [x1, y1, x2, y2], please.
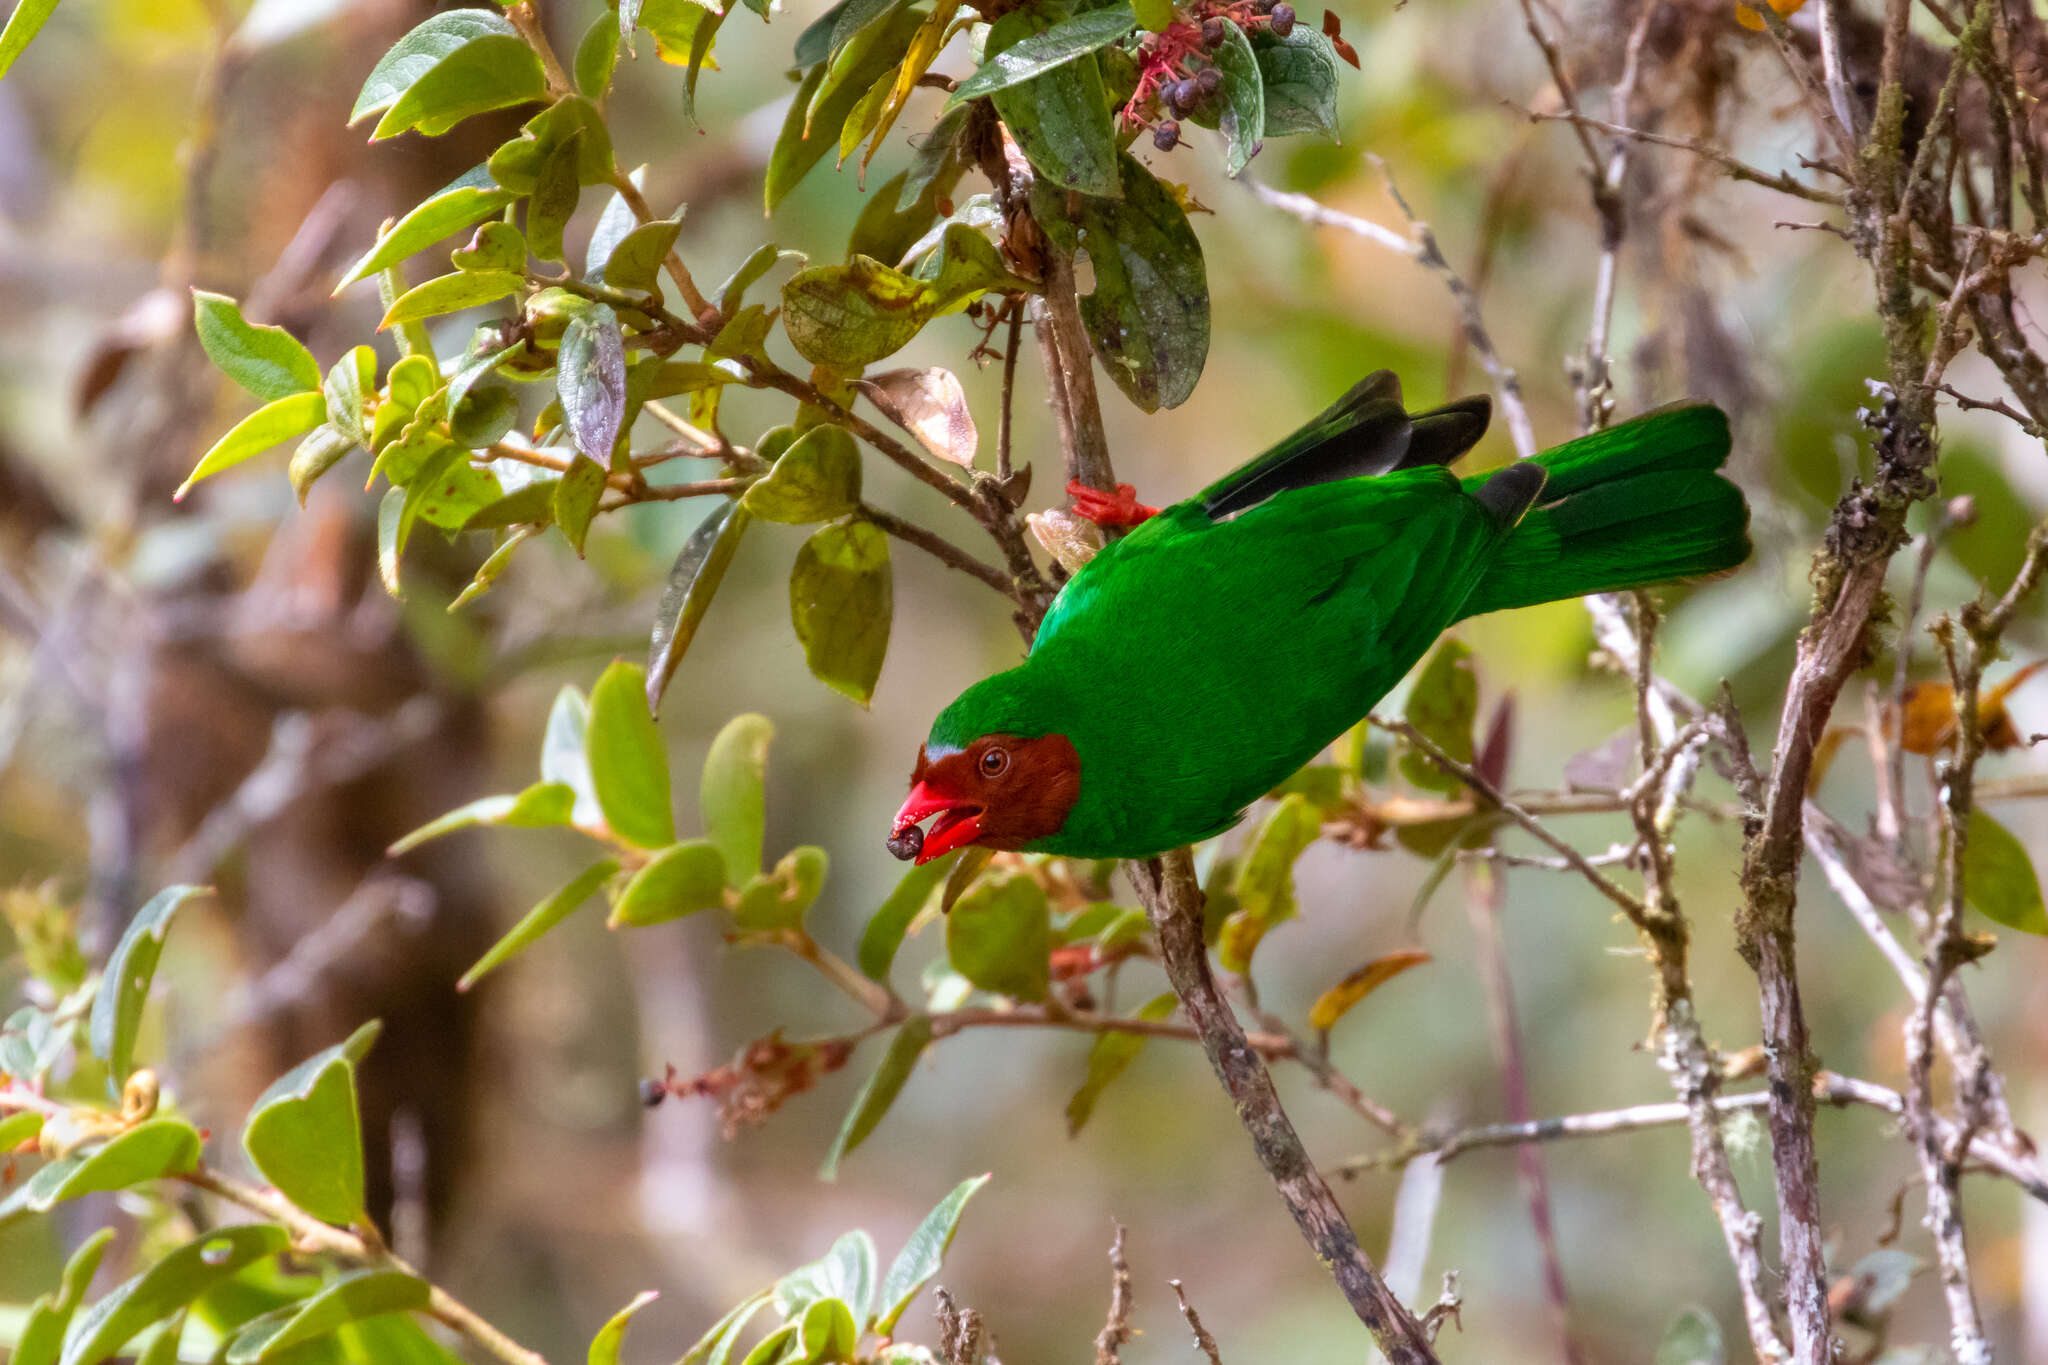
[887, 825, 925, 861]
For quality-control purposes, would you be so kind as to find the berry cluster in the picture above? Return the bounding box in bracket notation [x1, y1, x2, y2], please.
[1124, 0, 1297, 152]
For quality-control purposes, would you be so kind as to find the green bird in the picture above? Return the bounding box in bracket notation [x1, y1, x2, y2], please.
[888, 371, 1749, 864]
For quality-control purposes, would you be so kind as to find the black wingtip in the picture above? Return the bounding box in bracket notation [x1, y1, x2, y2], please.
[1402, 395, 1493, 469]
[1473, 460, 1548, 529]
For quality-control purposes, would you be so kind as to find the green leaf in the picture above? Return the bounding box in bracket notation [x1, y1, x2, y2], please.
[647, 500, 753, 713]
[449, 524, 539, 609]
[61, 1225, 291, 1365]
[948, 3, 1135, 106]
[587, 1291, 659, 1365]
[543, 686, 605, 827]
[1065, 991, 1176, 1134]
[464, 473, 556, 534]
[743, 426, 861, 523]
[829, 0, 908, 55]
[389, 781, 575, 855]
[678, 1292, 772, 1365]
[487, 96, 617, 190]
[609, 841, 727, 927]
[526, 133, 585, 263]
[90, 885, 207, 1091]
[242, 1021, 381, 1226]
[985, 11, 1119, 198]
[555, 455, 608, 556]
[740, 1324, 797, 1365]
[1652, 1307, 1726, 1365]
[13, 1229, 116, 1365]
[732, 846, 830, 932]
[178, 391, 326, 495]
[873, 1173, 988, 1332]
[335, 168, 516, 289]
[799, 1299, 857, 1364]
[353, 9, 518, 121]
[777, 1232, 876, 1325]
[324, 346, 377, 445]
[379, 270, 523, 329]
[1207, 21, 1265, 176]
[596, 218, 684, 294]
[586, 660, 674, 847]
[1254, 26, 1341, 140]
[460, 859, 621, 991]
[0, 0, 60, 82]
[0, 1119, 201, 1228]
[224, 1270, 429, 1364]
[452, 220, 526, 273]
[193, 291, 321, 402]
[779, 257, 924, 368]
[1400, 638, 1477, 794]
[790, 521, 892, 706]
[290, 425, 356, 506]
[945, 867, 1049, 1000]
[820, 1019, 931, 1179]
[718, 242, 797, 315]
[858, 854, 954, 980]
[793, 0, 852, 66]
[1218, 793, 1320, 973]
[1032, 155, 1208, 412]
[334, 1315, 466, 1365]
[136, 1316, 184, 1365]
[0, 1109, 44, 1150]
[560, 302, 628, 461]
[449, 383, 520, 449]
[701, 714, 773, 885]
[765, 8, 926, 212]
[1962, 808, 2047, 934]
[575, 10, 622, 97]
[370, 34, 547, 140]
[377, 485, 406, 597]
[915, 224, 1032, 312]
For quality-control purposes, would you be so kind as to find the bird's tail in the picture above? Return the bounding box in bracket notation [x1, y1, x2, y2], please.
[1458, 403, 1751, 619]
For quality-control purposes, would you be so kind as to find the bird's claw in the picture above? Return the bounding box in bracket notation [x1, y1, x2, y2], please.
[1066, 479, 1159, 527]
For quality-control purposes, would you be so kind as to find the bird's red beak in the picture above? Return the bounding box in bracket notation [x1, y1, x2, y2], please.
[893, 780, 985, 865]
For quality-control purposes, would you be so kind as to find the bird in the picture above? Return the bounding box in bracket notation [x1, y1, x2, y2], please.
[888, 371, 1750, 865]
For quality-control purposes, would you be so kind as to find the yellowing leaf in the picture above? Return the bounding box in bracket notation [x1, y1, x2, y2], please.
[1308, 949, 1431, 1034]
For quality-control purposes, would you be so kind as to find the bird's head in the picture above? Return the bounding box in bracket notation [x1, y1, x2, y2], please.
[888, 699, 1089, 871]
[888, 731, 1081, 865]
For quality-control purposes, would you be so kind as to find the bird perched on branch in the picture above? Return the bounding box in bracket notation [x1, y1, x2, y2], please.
[889, 371, 1750, 864]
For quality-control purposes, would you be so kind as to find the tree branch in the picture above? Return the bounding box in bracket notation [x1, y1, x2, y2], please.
[1131, 851, 1440, 1364]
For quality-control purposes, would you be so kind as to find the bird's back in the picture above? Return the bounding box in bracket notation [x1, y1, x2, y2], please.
[1025, 468, 1505, 854]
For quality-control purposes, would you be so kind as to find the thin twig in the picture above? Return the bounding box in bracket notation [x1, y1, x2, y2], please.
[1246, 174, 1536, 458]
[1525, 112, 1847, 206]
[1093, 1226, 1134, 1365]
[182, 1165, 551, 1365]
[1381, 720, 1647, 924]
[1170, 1281, 1224, 1365]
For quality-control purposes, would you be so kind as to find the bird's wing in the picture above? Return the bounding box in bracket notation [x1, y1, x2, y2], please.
[1197, 372, 1494, 522]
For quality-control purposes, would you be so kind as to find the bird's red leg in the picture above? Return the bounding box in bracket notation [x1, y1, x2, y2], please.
[1066, 479, 1160, 527]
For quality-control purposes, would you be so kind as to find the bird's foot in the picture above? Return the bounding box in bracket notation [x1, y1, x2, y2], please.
[1066, 479, 1159, 527]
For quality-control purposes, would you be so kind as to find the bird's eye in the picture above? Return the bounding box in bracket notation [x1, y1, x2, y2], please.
[979, 747, 1010, 778]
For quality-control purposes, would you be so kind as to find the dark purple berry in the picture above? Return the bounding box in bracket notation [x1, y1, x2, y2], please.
[886, 825, 924, 861]
[1154, 120, 1181, 151]
[1194, 66, 1222, 97]
[639, 1077, 668, 1108]
[1201, 17, 1227, 46]
[1270, 3, 1296, 36]
[1168, 77, 1199, 112]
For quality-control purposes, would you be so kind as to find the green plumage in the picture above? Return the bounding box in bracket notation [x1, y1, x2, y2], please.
[928, 375, 1750, 858]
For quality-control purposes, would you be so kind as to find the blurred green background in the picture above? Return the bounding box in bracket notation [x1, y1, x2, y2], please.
[2, 0, 2046, 1361]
